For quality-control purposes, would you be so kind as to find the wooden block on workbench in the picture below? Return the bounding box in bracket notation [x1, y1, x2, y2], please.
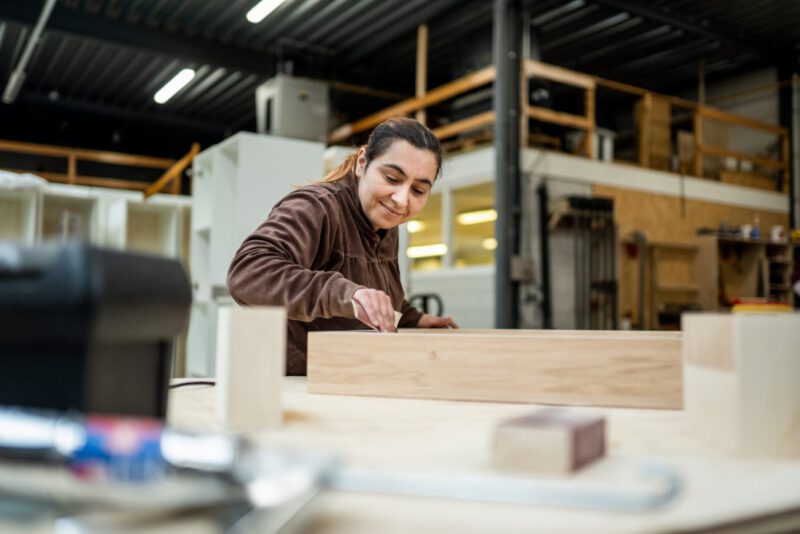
[493, 408, 605, 474]
[683, 312, 800, 458]
[215, 306, 286, 433]
[307, 329, 682, 409]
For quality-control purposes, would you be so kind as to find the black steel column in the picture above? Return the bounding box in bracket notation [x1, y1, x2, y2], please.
[493, 0, 523, 329]
[779, 62, 799, 228]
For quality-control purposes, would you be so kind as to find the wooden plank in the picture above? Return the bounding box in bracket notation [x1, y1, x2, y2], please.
[328, 66, 496, 143]
[144, 143, 200, 198]
[585, 88, 596, 159]
[307, 329, 683, 409]
[693, 111, 703, 177]
[0, 139, 174, 168]
[72, 149, 175, 169]
[528, 106, 591, 130]
[67, 154, 77, 185]
[215, 306, 285, 432]
[594, 76, 698, 110]
[684, 313, 800, 457]
[415, 24, 428, 125]
[431, 111, 494, 140]
[697, 144, 787, 170]
[698, 106, 787, 136]
[524, 60, 595, 90]
[28, 170, 150, 191]
[638, 93, 652, 167]
[328, 81, 407, 101]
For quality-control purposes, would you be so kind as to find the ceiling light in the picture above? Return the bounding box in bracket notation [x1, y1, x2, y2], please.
[482, 238, 497, 250]
[407, 220, 425, 233]
[246, 0, 286, 23]
[407, 244, 447, 259]
[457, 209, 497, 225]
[154, 68, 196, 104]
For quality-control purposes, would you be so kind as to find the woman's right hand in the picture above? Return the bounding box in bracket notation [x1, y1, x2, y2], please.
[352, 288, 397, 333]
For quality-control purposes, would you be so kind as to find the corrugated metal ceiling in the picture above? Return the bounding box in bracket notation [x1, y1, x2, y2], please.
[0, 0, 797, 154]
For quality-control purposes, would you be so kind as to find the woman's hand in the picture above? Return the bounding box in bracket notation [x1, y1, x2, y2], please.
[416, 313, 459, 329]
[352, 288, 398, 332]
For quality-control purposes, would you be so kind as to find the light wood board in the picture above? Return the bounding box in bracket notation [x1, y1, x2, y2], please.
[307, 329, 682, 409]
[164, 377, 800, 534]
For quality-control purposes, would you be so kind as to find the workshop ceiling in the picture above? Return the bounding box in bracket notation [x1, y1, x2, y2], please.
[0, 0, 797, 155]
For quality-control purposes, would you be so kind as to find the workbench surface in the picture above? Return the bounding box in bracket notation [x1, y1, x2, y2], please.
[167, 377, 800, 533]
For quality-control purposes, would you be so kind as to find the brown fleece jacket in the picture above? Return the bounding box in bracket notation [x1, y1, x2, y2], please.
[227, 172, 423, 375]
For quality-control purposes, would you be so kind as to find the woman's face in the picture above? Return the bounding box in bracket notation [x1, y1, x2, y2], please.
[355, 140, 437, 231]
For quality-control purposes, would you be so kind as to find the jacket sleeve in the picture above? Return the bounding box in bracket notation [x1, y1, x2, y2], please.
[398, 298, 424, 327]
[227, 190, 362, 322]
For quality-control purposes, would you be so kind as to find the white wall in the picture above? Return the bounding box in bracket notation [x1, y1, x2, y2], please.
[409, 267, 494, 328]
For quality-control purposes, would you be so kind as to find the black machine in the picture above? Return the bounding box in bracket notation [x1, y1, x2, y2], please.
[0, 242, 191, 418]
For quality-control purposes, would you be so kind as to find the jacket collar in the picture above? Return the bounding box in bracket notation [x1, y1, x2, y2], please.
[341, 171, 383, 244]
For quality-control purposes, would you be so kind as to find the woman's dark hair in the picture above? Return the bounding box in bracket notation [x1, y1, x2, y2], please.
[319, 117, 442, 184]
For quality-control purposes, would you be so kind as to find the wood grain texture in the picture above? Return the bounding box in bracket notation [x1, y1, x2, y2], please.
[307, 329, 682, 409]
[684, 313, 800, 458]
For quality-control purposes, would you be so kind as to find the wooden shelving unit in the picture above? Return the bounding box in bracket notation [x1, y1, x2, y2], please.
[647, 241, 699, 330]
[694, 234, 795, 310]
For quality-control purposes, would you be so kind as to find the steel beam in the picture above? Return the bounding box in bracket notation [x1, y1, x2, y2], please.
[493, 0, 523, 329]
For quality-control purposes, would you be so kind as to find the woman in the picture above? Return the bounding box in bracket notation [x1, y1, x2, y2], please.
[227, 117, 457, 375]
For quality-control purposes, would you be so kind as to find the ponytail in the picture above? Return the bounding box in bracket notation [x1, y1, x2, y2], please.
[317, 150, 361, 184]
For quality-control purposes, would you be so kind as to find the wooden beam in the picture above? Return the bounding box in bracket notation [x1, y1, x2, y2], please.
[0, 139, 175, 168]
[144, 143, 200, 198]
[308, 329, 683, 409]
[328, 81, 407, 101]
[585, 88, 596, 159]
[328, 66, 496, 143]
[639, 93, 652, 167]
[524, 60, 595, 90]
[697, 106, 787, 136]
[67, 154, 77, 185]
[693, 111, 703, 177]
[697, 144, 787, 170]
[415, 24, 428, 125]
[528, 106, 591, 130]
[34, 170, 150, 191]
[594, 77, 697, 110]
[431, 111, 495, 140]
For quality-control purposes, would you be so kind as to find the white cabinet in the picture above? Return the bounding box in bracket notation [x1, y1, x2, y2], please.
[0, 188, 39, 244]
[40, 184, 99, 243]
[187, 132, 324, 376]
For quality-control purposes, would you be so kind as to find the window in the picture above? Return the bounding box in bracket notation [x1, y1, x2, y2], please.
[407, 192, 443, 271]
[452, 182, 495, 268]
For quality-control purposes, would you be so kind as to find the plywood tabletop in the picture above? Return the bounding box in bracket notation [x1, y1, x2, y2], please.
[167, 377, 800, 533]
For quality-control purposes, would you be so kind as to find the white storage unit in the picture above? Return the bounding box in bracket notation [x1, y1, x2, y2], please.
[0, 188, 39, 244]
[40, 184, 100, 243]
[104, 195, 189, 258]
[187, 132, 324, 377]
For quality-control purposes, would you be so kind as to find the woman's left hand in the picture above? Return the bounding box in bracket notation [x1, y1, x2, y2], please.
[416, 313, 459, 329]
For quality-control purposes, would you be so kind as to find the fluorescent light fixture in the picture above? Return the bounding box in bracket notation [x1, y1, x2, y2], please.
[407, 220, 425, 233]
[154, 68, 196, 104]
[246, 0, 285, 23]
[482, 237, 497, 250]
[407, 243, 447, 259]
[457, 209, 497, 225]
